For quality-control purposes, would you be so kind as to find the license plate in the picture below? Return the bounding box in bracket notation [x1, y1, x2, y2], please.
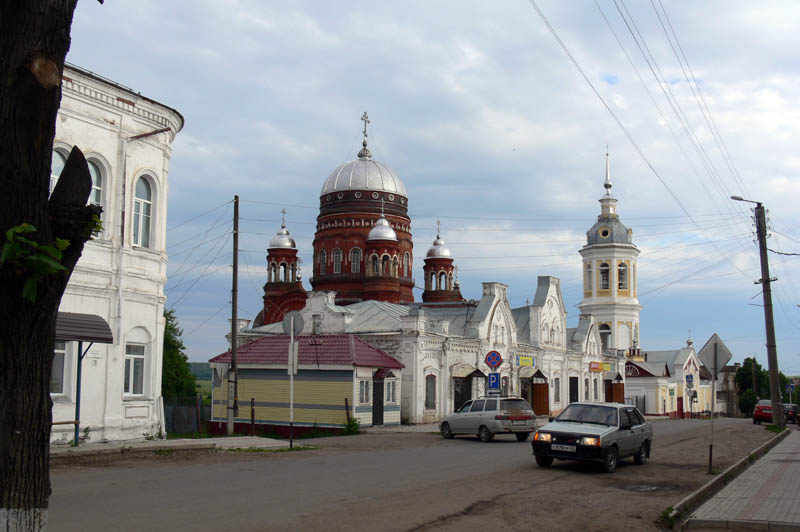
[551, 444, 576, 452]
[513, 420, 527, 425]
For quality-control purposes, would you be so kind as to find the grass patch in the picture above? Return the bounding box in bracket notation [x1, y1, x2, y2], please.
[765, 424, 788, 434]
[227, 445, 319, 453]
[154, 449, 174, 456]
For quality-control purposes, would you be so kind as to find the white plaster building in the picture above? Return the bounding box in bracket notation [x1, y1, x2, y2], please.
[579, 154, 641, 352]
[50, 64, 183, 443]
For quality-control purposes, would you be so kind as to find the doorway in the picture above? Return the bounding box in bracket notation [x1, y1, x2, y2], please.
[569, 376, 579, 403]
[372, 379, 384, 426]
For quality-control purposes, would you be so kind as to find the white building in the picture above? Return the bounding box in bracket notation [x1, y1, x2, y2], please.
[50, 64, 183, 443]
[579, 153, 641, 352]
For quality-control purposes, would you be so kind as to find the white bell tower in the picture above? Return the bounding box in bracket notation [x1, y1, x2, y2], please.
[579, 152, 641, 354]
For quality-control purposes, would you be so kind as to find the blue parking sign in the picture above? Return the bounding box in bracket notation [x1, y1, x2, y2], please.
[488, 372, 500, 389]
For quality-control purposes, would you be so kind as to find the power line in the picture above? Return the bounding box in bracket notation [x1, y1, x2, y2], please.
[167, 200, 232, 232]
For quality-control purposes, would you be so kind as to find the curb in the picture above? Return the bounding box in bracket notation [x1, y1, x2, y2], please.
[661, 428, 791, 530]
[50, 442, 217, 461]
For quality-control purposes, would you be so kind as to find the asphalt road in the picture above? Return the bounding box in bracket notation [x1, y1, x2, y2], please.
[48, 418, 777, 532]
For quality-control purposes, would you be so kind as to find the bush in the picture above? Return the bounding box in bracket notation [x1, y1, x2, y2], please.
[739, 388, 757, 417]
[343, 417, 360, 435]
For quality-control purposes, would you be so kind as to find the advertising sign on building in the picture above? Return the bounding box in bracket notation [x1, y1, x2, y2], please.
[589, 362, 603, 372]
[602, 363, 612, 372]
[517, 355, 534, 367]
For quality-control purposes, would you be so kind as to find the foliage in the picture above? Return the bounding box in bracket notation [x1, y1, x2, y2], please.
[161, 309, 196, 400]
[189, 362, 212, 380]
[735, 357, 792, 409]
[738, 388, 757, 417]
[765, 424, 787, 434]
[0, 223, 69, 301]
[227, 445, 319, 453]
[343, 417, 360, 435]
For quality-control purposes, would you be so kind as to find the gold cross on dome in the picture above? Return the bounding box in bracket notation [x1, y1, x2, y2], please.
[361, 111, 370, 139]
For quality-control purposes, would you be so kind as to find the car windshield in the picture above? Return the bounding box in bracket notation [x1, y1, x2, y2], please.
[556, 404, 618, 426]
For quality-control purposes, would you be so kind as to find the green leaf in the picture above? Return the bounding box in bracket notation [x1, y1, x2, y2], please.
[6, 223, 36, 241]
[22, 278, 38, 302]
[55, 238, 70, 251]
[39, 244, 63, 261]
[26, 254, 66, 274]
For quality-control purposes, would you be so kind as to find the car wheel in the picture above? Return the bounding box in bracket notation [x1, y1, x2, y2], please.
[478, 426, 494, 442]
[440, 422, 455, 439]
[535, 456, 553, 467]
[515, 432, 530, 442]
[634, 441, 648, 465]
[756, 419, 761, 425]
[602, 446, 618, 473]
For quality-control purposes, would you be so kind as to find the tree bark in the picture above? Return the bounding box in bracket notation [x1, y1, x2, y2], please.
[0, 2, 98, 530]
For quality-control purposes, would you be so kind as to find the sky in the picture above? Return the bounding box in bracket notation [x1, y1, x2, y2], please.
[66, 1, 800, 374]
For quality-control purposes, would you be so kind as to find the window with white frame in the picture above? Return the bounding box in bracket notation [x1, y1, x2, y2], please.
[351, 248, 361, 273]
[51, 341, 67, 394]
[333, 248, 342, 274]
[585, 262, 592, 290]
[425, 374, 436, 409]
[124, 344, 145, 395]
[554, 377, 561, 402]
[584, 378, 589, 400]
[318, 250, 327, 275]
[594, 378, 598, 400]
[385, 380, 396, 403]
[50, 150, 67, 196]
[88, 160, 103, 207]
[618, 262, 628, 290]
[359, 380, 370, 404]
[599, 262, 610, 290]
[133, 177, 153, 248]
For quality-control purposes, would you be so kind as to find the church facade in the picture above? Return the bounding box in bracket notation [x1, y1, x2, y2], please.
[229, 118, 640, 426]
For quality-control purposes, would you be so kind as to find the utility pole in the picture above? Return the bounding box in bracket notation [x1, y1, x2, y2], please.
[752, 357, 758, 399]
[732, 196, 783, 427]
[227, 195, 240, 435]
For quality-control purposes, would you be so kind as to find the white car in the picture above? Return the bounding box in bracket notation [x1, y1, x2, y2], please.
[440, 396, 536, 442]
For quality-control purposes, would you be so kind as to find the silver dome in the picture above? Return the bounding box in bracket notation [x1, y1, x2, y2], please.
[426, 235, 452, 258]
[321, 157, 407, 197]
[269, 226, 296, 250]
[367, 216, 397, 242]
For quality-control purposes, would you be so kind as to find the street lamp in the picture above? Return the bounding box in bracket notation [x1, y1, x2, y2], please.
[730, 195, 784, 427]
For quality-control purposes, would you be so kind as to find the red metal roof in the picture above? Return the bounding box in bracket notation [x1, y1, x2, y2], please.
[209, 334, 403, 369]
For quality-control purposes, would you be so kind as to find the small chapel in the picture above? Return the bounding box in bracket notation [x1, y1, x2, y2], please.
[211, 114, 646, 430]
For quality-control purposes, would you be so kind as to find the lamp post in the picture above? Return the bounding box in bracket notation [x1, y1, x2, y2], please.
[731, 196, 784, 427]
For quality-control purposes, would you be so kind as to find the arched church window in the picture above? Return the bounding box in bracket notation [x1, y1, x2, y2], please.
[291, 263, 297, 282]
[584, 378, 589, 400]
[382, 255, 390, 276]
[447, 271, 453, 290]
[392, 256, 399, 277]
[593, 378, 598, 400]
[599, 323, 611, 350]
[403, 252, 410, 278]
[269, 263, 277, 283]
[618, 262, 628, 290]
[425, 375, 436, 409]
[542, 324, 549, 344]
[438, 271, 447, 290]
[280, 262, 289, 282]
[585, 263, 592, 291]
[319, 250, 327, 275]
[371, 254, 379, 275]
[428, 271, 435, 290]
[333, 249, 342, 274]
[599, 262, 610, 290]
[351, 248, 361, 274]
[554, 377, 561, 402]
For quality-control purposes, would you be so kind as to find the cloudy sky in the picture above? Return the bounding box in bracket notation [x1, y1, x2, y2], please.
[67, 1, 800, 374]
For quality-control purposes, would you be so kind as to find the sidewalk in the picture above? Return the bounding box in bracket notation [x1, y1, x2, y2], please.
[50, 435, 289, 458]
[361, 423, 440, 434]
[687, 429, 800, 530]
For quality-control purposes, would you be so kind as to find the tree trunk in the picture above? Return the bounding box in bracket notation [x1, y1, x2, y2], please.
[0, 2, 99, 530]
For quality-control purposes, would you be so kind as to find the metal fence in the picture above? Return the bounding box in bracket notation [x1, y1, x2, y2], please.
[164, 395, 211, 435]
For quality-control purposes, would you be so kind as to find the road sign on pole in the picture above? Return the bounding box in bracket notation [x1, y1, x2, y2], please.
[485, 351, 503, 368]
[488, 373, 500, 390]
[697, 333, 733, 474]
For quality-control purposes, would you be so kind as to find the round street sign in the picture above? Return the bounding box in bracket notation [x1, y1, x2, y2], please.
[282, 311, 304, 336]
[485, 350, 503, 368]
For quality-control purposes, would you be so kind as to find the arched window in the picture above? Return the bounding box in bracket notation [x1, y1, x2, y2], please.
[403, 252, 410, 277]
[599, 262, 610, 290]
[593, 378, 598, 400]
[280, 262, 289, 282]
[88, 160, 103, 207]
[585, 263, 592, 291]
[133, 177, 153, 248]
[318, 250, 327, 275]
[618, 262, 628, 290]
[425, 375, 436, 409]
[333, 248, 342, 274]
[351, 248, 361, 274]
[428, 271, 436, 290]
[371, 254, 379, 275]
[392, 256, 399, 277]
[438, 271, 447, 290]
[50, 150, 66, 195]
[584, 378, 589, 400]
[447, 272, 453, 290]
[554, 377, 561, 402]
[291, 263, 297, 282]
[382, 255, 390, 276]
[599, 323, 611, 350]
[542, 324, 550, 344]
[269, 263, 277, 283]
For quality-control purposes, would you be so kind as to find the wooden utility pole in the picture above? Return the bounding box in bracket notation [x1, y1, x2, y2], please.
[227, 195, 239, 434]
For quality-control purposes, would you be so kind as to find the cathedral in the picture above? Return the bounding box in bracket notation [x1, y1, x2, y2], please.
[227, 114, 643, 427]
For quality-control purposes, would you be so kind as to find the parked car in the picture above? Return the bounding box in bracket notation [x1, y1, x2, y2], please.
[782, 403, 799, 424]
[440, 396, 536, 442]
[752, 399, 773, 424]
[531, 402, 653, 473]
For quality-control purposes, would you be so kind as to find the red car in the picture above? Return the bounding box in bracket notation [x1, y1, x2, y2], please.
[752, 399, 773, 424]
